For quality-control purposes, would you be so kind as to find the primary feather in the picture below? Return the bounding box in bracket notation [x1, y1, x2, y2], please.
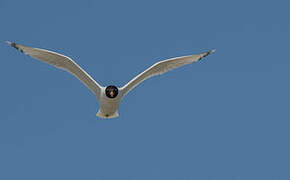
[6, 41, 102, 99]
[120, 50, 215, 96]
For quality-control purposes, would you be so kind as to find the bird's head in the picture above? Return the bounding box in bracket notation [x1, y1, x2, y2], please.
[105, 85, 119, 98]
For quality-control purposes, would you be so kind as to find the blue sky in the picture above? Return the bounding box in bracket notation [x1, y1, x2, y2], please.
[0, 0, 289, 179]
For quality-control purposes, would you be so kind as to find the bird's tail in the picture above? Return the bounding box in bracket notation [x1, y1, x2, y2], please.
[96, 110, 119, 119]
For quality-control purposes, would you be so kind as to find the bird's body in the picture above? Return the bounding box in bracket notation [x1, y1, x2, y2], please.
[97, 86, 121, 118]
[6, 41, 215, 118]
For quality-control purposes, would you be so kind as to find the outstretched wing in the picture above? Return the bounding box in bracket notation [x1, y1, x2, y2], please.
[120, 50, 215, 96]
[7, 41, 103, 100]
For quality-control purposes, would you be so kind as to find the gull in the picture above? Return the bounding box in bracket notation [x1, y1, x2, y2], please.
[6, 41, 215, 118]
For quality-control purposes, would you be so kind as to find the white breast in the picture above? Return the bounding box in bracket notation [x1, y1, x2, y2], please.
[96, 89, 121, 118]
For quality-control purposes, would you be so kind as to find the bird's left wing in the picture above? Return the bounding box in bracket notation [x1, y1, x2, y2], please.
[7, 41, 103, 100]
[120, 50, 215, 96]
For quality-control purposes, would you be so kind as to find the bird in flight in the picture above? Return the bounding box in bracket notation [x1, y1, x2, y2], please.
[7, 41, 215, 118]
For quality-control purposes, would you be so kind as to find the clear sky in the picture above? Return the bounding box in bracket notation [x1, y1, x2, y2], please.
[0, 0, 289, 179]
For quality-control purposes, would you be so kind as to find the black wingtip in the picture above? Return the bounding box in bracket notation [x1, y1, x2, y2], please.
[198, 49, 216, 61]
[6, 41, 17, 48]
[6, 41, 24, 53]
[205, 49, 216, 56]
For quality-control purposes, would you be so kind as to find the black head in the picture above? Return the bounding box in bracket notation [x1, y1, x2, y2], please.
[105, 85, 119, 98]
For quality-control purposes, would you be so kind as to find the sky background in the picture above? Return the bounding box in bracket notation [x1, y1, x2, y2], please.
[0, 0, 290, 179]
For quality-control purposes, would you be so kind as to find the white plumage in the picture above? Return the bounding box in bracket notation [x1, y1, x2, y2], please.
[7, 41, 215, 118]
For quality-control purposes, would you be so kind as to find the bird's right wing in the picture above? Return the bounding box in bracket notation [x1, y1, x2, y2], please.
[7, 41, 103, 100]
[120, 50, 215, 96]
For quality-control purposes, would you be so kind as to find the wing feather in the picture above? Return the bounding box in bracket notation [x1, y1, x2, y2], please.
[120, 50, 215, 96]
[7, 41, 102, 100]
